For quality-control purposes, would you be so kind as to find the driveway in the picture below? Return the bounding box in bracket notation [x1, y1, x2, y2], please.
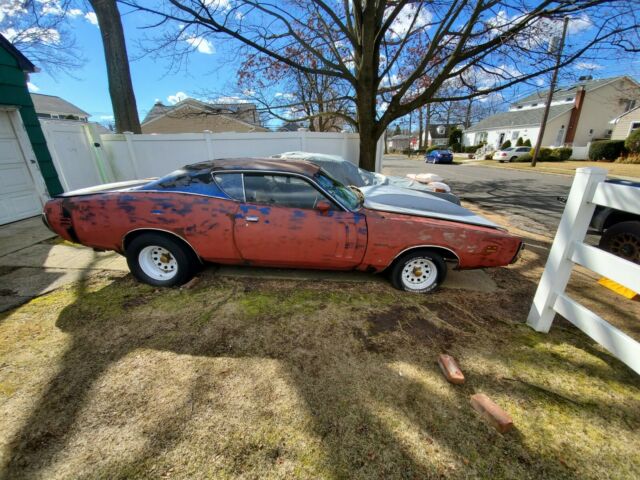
[382, 155, 573, 235]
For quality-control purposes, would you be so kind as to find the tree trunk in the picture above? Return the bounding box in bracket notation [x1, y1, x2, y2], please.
[90, 0, 141, 134]
[418, 107, 424, 149]
[424, 104, 431, 147]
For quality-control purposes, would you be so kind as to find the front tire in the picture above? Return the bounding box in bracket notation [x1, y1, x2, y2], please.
[390, 250, 447, 293]
[599, 221, 640, 264]
[126, 232, 198, 286]
[510, 156, 517, 162]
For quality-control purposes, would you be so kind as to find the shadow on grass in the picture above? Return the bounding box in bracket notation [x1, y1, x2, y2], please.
[1, 266, 636, 479]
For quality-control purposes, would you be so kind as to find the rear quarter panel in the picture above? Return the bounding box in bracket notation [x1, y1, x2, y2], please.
[44, 192, 241, 262]
[360, 209, 521, 271]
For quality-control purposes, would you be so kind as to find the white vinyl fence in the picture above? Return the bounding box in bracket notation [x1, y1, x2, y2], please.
[40, 121, 383, 191]
[527, 167, 640, 374]
[570, 143, 590, 160]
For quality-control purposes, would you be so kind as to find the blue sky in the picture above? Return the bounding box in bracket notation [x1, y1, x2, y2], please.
[21, 5, 640, 126]
[25, 6, 236, 124]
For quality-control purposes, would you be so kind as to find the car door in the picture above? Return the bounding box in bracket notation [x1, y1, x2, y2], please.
[217, 172, 367, 269]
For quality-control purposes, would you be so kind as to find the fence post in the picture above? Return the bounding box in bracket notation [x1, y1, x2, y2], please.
[204, 130, 215, 159]
[527, 167, 607, 332]
[123, 132, 141, 179]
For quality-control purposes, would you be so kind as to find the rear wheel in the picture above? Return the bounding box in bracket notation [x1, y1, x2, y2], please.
[126, 232, 198, 286]
[599, 221, 640, 264]
[390, 250, 447, 293]
[510, 156, 517, 162]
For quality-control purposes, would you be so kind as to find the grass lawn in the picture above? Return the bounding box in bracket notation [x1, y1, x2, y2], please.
[1, 233, 639, 479]
[482, 160, 640, 179]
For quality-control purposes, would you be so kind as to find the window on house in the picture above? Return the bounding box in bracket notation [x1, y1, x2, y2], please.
[630, 122, 640, 133]
[511, 131, 520, 140]
[624, 100, 637, 112]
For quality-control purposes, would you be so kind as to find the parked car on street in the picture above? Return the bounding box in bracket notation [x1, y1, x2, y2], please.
[272, 151, 460, 204]
[43, 158, 523, 293]
[425, 149, 454, 164]
[495, 146, 531, 162]
[589, 178, 640, 264]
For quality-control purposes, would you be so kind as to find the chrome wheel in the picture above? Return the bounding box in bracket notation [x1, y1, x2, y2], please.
[138, 245, 178, 281]
[401, 257, 438, 291]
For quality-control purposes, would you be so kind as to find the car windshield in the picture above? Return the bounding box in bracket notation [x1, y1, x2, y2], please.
[314, 170, 361, 210]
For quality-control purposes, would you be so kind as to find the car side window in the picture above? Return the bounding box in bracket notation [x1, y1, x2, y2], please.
[213, 173, 245, 201]
[244, 174, 332, 210]
[517, 147, 530, 152]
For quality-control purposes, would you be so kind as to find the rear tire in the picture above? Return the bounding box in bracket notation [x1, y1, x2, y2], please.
[599, 221, 640, 264]
[126, 232, 198, 287]
[390, 250, 447, 293]
[510, 156, 517, 162]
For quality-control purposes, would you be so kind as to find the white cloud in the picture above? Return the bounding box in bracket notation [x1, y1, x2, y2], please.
[85, 11, 98, 26]
[275, 92, 295, 99]
[184, 35, 215, 54]
[576, 61, 603, 70]
[99, 114, 114, 121]
[27, 81, 40, 92]
[0, 1, 27, 21]
[567, 14, 592, 34]
[387, 3, 432, 38]
[1, 26, 61, 45]
[167, 91, 189, 105]
[203, 0, 231, 10]
[68, 9, 83, 17]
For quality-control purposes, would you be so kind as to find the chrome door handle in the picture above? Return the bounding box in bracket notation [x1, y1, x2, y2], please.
[245, 216, 259, 222]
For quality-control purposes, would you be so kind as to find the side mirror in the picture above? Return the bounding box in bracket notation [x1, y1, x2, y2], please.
[316, 200, 331, 214]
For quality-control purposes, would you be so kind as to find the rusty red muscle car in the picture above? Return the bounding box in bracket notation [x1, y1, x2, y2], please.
[42, 158, 523, 293]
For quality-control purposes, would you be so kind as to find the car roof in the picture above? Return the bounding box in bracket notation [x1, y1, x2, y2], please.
[184, 157, 322, 177]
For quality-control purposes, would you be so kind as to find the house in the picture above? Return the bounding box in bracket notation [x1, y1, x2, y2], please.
[31, 93, 90, 122]
[422, 124, 461, 147]
[463, 76, 640, 149]
[141, 98, 268, 134]
[0, 34, 63, 225]
[610, 106, 640, 140]
[387, 134, 413, 151]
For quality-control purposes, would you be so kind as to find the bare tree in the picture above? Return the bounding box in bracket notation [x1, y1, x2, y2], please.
[0, 0, 84, 76]
[125, 0, 639, 170]
[237, 52, 354, 132]
[90, 0, 141, 133]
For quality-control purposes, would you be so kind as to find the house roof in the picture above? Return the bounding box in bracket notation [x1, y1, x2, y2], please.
[427, 123, 460, 138]
[609, 105, 640, 124]
[142, 98, 259, 124]
[514, 76, 636, 105]
[0, 34, 35, 72]
[465, 104, 574, 132]
[30, 93, 89, 117]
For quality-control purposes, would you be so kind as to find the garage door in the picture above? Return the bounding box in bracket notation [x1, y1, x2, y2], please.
[0, 110, 43, 225]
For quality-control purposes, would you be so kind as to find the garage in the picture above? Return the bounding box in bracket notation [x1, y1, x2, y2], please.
[0, 34, 63, 225]
[0, 110, 44, 225]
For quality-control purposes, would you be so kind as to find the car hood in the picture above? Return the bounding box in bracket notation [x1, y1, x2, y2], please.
[359, 184, 500, 229]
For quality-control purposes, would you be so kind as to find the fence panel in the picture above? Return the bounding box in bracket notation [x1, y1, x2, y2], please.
[527, 166, 640, 374]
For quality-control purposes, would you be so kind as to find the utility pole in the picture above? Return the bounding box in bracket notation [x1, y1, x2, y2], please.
[531, 16, 569, 167]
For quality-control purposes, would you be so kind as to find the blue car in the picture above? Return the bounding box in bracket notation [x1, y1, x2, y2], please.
[425, 149, 454, 164]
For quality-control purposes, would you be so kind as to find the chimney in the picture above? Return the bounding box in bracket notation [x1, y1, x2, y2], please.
[564, 86, 586, 145]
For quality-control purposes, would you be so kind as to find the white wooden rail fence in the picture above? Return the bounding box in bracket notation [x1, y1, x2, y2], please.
[527, 167, 640, 374]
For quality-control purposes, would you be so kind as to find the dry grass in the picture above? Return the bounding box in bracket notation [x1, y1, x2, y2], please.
[0, 244, 639, 479]
[482, 160, 640, 179]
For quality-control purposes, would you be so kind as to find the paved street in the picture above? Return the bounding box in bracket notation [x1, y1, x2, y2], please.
[382, 155, 573, 235]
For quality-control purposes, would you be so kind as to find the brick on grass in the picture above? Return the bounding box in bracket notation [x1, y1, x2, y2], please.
[438, 354, 465, 384]
[470, 393, 514, 433]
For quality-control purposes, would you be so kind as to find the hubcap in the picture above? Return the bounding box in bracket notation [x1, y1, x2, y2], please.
[402, 258, 438, 291]
[608, 233, 640, 264]
[138, 245, 178, 281]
